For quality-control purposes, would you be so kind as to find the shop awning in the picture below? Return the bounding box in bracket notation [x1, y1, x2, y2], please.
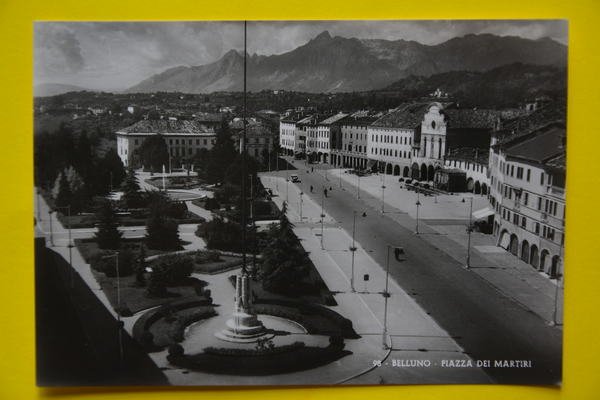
[472, 207, 494, 220]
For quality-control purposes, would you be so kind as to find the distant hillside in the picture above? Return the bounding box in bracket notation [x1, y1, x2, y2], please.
[382, 63, 567, 108]
[35, 83, 88, 97]
[128, 32, 567, 94]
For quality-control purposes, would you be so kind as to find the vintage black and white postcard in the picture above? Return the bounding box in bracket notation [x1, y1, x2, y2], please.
[33, 20, 566, 386]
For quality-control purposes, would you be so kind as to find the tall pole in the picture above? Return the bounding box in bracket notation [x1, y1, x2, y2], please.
[320, 186, 325, 250]
[415, 189, 421, 234]
[250, 173, 257, 276]
[67, 205, 73, 288]
[382, 245, 391, 349]
[381, 169, 386, 214]
[465, 197, 473, 269]
[286, 168, 289, 203]
[350, 211, 357, 292]
[241, 20, 248, 275]
[357, 173, 361, 199]
[339, 166, 342, 189]
[299, 191, 303, 220]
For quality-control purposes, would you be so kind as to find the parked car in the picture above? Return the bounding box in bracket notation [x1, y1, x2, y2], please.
[290, 175, 301, 183]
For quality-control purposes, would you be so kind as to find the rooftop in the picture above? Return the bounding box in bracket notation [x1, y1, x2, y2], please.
[444, 109, 500, 130]
[117, 119, 215, 135]
[371, 102, 432, 129]
[504, 124, 566, 164]
[319, 112, 349, 125]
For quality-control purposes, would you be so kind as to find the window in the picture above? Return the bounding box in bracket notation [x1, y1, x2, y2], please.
[540, 172, 545, 185]
[516, 167, 523, 179]
[524, 192, 529, 206]
[535, 223, 540, 234]
[521, 216, 526, 228]
[538, 197, 542, 210]
[526, 169, 531, 182]
[513, 213, 519, 225]
[511, 165, 515, 177]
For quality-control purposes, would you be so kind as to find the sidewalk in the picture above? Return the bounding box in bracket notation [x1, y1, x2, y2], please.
[260, 174, 334, 225]
[320, 168, 563, 326]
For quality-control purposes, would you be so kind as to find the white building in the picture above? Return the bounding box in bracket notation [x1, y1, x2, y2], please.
[367, 103, 447, 177]
[489, 122, 566, 278]
[116, 119, 216, 168]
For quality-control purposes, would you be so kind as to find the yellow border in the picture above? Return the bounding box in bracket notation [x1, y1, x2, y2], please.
[2, 0, 600, 399]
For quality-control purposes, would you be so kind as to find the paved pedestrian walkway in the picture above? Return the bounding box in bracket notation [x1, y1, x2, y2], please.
[260, 173, 491, 383]
[310, 167, 563, 325]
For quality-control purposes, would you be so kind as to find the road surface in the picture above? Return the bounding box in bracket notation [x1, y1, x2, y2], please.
[271, 164, 562, 385]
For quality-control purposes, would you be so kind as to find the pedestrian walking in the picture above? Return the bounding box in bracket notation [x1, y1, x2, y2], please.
[362, 211, 367, 217]
[310, 185, 313, 193]
[324, 188, 328, 197]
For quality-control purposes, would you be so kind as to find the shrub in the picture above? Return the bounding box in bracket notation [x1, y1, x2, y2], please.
[91, 249, 135, 277]
[168, 344, 184, 357]
[147, 254, 194, 297]
[328, 335, 345, 350]
[140, 331, 154, 349]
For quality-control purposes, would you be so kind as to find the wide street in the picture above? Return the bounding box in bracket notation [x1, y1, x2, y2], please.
[267, 161, 563, 384]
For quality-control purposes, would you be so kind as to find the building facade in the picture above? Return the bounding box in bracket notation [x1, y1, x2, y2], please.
[331, 116, 374, 169]
[116, 119, 216, 168]
[488, 123, 565, 278]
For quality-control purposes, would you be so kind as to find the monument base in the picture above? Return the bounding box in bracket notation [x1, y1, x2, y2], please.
[214, 311, 271, 343]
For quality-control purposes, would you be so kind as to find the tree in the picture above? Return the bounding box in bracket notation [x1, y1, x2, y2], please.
[258, 203, 310, 293]
[136, 134, 169, 172]
[94, 200, 122, 249]
[96, 148, 126, 194]
[145, 193, 180, 250]
[135, 246, 147, 287]
[54, 172, 72, 210]
[206, 120, 237, 184]
[146, 254, 193, 297]
[121, 168, 143, 208]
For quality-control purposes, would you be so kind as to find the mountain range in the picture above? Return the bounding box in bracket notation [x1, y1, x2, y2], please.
[127, 31, 567, 94]
[35, 83, 89, 97]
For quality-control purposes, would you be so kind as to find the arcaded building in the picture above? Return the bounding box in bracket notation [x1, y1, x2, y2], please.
[488, 122, 566, 278]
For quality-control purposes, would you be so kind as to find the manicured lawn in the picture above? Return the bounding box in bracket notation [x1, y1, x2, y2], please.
[59, 211, 204, 229]
[192, 251, 243, 274]
[146, 176, 205, 190]
[75, 237, 174, 264]
[93, 272, 208, 315]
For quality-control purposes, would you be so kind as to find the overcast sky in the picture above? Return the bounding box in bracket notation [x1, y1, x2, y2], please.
[34, 20, 568, 91]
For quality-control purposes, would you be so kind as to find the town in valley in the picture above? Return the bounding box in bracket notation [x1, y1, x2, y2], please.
[33, 21, 566, 386]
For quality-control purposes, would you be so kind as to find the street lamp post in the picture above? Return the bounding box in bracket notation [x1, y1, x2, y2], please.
[382, 245, 391, 350]
[286, 167, 289, 203]
[350, 211, 357, 292]
[415, 189, 421, 234]
[381, 171, 386, 214]
[339, 167, 343, 189]
[299, 191, 304, 220]
[465, 197, 473, 269]
[320, 186, 325, 250]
